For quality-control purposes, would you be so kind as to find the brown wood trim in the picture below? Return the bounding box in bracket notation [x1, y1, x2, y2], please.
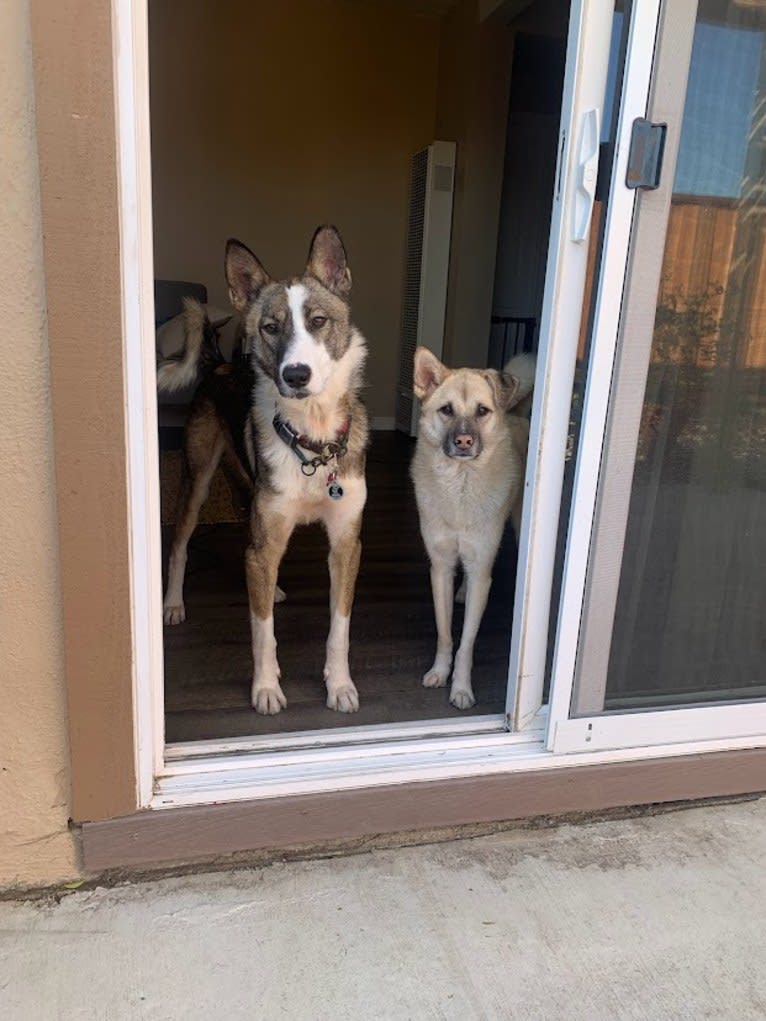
[31, 0, 137, 820]
[82, 748, 766, 872]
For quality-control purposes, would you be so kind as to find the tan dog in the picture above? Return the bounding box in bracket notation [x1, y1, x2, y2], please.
[411, 348, 535, 709]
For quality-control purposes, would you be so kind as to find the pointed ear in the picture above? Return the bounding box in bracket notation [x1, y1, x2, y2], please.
[306, 225, 352, 298]
[413, 346, 448, 400]
[225, 238, 271, 312]
[484, 368, 522, 410]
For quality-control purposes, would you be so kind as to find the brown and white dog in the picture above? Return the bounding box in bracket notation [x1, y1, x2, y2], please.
[160, 227, 369, 715]
[411, 347, 535, 709]
[226, 227, 368, 715]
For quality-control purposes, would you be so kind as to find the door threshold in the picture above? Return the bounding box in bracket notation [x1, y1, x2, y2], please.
[165, 713, 507, 762]
[154, 728, 766, 810]
[155, 730, 546, 807]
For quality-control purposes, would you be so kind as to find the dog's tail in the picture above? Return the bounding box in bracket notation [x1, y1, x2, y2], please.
[505, 352, 536, 416]
[156, 298, 224, 394]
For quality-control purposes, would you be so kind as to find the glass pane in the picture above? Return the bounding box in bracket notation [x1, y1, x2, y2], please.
[605, 0, 766, 709]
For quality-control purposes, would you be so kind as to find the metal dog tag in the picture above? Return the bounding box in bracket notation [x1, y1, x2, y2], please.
[328, 482, 344, 500]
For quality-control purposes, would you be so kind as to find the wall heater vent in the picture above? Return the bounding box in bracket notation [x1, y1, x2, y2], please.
[395, 140, 456, 436]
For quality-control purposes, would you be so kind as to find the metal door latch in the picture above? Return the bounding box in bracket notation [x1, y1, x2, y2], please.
[572, 108, 600, 243]
[626, 118, 667, 190]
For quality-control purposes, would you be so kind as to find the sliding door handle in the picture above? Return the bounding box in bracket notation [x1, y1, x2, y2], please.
[572, 107, 600, 243]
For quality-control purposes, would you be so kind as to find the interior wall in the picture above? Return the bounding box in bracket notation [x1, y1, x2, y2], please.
[435, 0, 514, 368]
[0, 0, 77, 887]
[149, 0, 440, 421]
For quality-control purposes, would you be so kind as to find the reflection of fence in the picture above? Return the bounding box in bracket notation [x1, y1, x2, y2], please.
[651, 200, 766, 368]
[489, 316, 536, 368]
[579, 200, 766, 367]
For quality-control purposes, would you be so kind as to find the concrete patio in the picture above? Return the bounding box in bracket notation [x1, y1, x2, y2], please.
[1, 796, 764, 1020]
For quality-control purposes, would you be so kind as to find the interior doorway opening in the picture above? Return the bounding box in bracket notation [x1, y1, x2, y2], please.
[150, 0, 568, 742]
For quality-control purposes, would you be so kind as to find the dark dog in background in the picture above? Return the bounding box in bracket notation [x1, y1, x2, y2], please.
[158, 298, 261, 625]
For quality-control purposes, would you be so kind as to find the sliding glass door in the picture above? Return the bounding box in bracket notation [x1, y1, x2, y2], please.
[548, 0, 766, 752]
[506, 0, 649, 730]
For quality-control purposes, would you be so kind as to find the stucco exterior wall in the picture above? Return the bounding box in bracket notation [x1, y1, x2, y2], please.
[0, 0, 77, 887]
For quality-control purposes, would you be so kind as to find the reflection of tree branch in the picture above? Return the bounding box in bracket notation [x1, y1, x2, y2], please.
[653, 277, 736, 366]
[631, 274, 765, 488]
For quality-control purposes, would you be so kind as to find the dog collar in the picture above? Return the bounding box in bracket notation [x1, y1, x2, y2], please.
[272, 413, 351, 478]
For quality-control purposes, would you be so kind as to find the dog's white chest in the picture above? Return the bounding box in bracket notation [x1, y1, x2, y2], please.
[412, 438, 520, 546]
[265, 438, 362, 524]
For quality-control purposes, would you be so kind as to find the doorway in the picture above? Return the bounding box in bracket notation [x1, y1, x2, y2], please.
[149, 0, 571, 742]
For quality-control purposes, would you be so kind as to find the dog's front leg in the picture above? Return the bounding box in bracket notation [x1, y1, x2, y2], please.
[324, 508, 363, 713]
[449, 562, 493, 710]
[423, 556, 455, 688]
[246, 505, 292, 715]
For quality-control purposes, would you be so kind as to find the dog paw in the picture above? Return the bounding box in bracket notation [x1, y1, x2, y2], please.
[326, 683, 359, 713]
[422, 664, 450, 688]
[274, 585, 286, 604]
[252, 684, 287, 715]
[449, 686, 476, 710]
[163, 604, 186, 626]
[426, 665, 449, 690]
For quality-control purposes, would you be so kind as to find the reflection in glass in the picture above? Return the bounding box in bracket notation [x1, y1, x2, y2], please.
[606, 3, 766, 708]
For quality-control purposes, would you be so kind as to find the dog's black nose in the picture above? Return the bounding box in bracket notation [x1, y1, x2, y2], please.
[281, 363, 312, 389]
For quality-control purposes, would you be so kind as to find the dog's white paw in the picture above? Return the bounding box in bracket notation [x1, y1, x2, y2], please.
[423, 651, 452, 688]
[449, 685, 476, 710]
[423, 664, 450, 688]
[252, 684, 287, 715]
[163, 603, 186, 626]
[274, 585, 286, 604]
[326, 683, 360, 713]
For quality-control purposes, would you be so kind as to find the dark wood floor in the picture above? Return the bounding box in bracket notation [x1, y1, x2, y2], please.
[163, 432, 517, 742]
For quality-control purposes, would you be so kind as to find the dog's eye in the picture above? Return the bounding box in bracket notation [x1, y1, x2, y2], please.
[438, 403, 454, 417]
[476, 404, 491, 417]
[262, 322, 279, 336]
[310, 315, 328, 330]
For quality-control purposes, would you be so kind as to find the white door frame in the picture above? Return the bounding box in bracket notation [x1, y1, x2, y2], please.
[544, 0, 662, 745]
[113, 0, 166, 808]
[505, 0, 621, 732]
[113, 0, 766, 813]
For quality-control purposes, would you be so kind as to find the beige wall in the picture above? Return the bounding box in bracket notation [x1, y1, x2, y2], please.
[0, 0, 77, 887]
[149, 0, 440, 420]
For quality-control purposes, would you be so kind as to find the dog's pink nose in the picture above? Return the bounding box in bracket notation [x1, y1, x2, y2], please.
[455, 433, 473, 450]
